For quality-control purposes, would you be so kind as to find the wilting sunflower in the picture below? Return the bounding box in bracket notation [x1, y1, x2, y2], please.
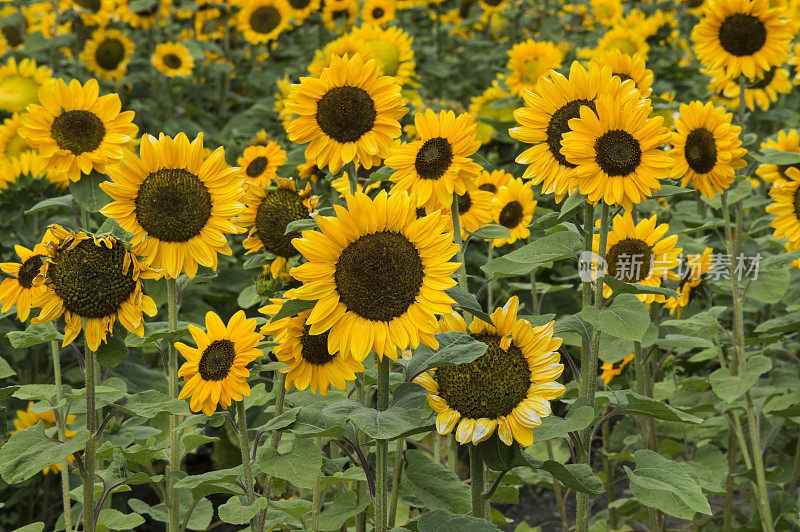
[415, 297, 565, 446]
[593, 213, 682, 304]
[0, 234, 54, 322]
[176, 311, 263, 416]
[152, 42, 194, 77]
[491, 177, 536, 247]
[707, 66, 792, 111]
[560, 93, 672, 210]
[591, 49, 654, 97]
[290, 190, 459, 361]
[510, 61, 633, 202]
[116, 0, 171, 28]
[362, 0, 395, 25]
[0, 57, 52, 114]
[260, 300, 364, 395]
[237, 178, 318, 279]
[475, 169, 512, 197]
[692, 0, 792, 81]
[600, 353, 634, 384]
[19, 78, 138, 183]
[99, 132, 244, 279]
[32, 225, 158, 351]
[591, 0, 622, 26]
[80, 28, 135, 82]
[766, 167, 800, 243]
[469, 84, 515, 145]
[386, 109, 482, 209]
[756, 129, 800, 183]
[349, 24, 418, 87]
[663, 248, 713, 318]
[286, 53, 406, 174]
[237, 0, 289, 44]
[237, 142, 287, 186]
[11, 402, 77, 474]
[670, 100, 746, 198]
[505, 39, 565, 96]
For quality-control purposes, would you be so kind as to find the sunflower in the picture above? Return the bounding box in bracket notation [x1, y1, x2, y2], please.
[645, 9, 680, 46]
[591, 0, 622, 26]
[152, 42, 194, 78]
[438, 188, 494, 239]
[386, 109, 482, 209]
[591, 49, 654, 98]
[290, 190, 459, 361]
[0, 234, 54, 322]
[67, 0, 116, 26]
[766, 167, 800, 243]
[284, 0, 320, 21]
[32, 225, 158, 351]
[593, 213, 682, 304]
[600, 353, 634, 384]
[560, 93, 672, 210]
[237, 0, 289, 44]
[0, 113, 36, 161]
[505, 40, 565, 97]
[99, 132, 244, 279]
[0, 5, 26, 53]
[11, 402, 77, 474]
[692, 0, 792, 81]
[307, 34, 375, 77]
[756, 129, 800, 183]
[194, 7, 226, 41]
[362, 0, 395, 26]
[414, 297, 565, 446]
[237, 178, 318, 279]
[322, 1, 357, 33]
[469, 84, 515, 145]
[80, 28, 135, 82]
[475, 169, 512, 197]
[260, 301, 364, 395]
[590, 26, 650, 61]
[707, 66, 792, 110]
[0, 57, 52, 114]
[237, 142, 287, 186]
[285, 53, 406, 174]
[669, 100, 747, 198]
[491, 177, 536, 247]
[662, 248, 713, 318]
[331, 171, 383, 197]
[509, 61, 633, 202]
[176, 311, 263, 416]
[116, 0, 171, 28]
[348, 24, 417, 87]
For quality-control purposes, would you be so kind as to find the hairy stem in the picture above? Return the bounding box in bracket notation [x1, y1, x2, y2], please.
[167, 278, 181, 532]
[236, 401, 256, 530]
[51, 341, 72, 532]
[374, 357, 391, 532]
[82, 347, 97, 532]
[256, 372, 286, 532]
[469, 445, 485, 519]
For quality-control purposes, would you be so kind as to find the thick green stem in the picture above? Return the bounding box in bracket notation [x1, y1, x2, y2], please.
[52, 341, 72, 532]
[236, 401, 256, 530]
[256, 373, 287, 532]
[355, 378, 367, 532]
[451, 192, 468, 290]
[388, 439, 404, 528]
[469, 445, 485, 519]
[578, 204, 595, 399]
[83, 348, 97, 532]
[167, 278, 181, 532]
[347, 162, 359, 195]
[374, 357, 391, 532]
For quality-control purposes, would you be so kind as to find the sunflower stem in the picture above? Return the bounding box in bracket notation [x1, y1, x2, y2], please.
[166, 277, 181, 532]
[82, 347, 97, 532]
[52, 340, 72, 532]
[374, 357, 391, 532]
[634, 340, 659, 531]
[451, 192, 468, 291]
[469, 445, 485, 519]
[256, 372, 287, 532]
[347, 162, 359, 195]
[578, 204, 595, 401]
[312, 437, 323, 532]
[388, 438, 404, 528]
[236, 401, 256, 530]
[486, 243, 494, 308]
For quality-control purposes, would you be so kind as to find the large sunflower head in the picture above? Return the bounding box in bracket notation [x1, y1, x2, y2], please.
[31, 225, 159, 351]
[152, 42, 195, 78]
[100, 132, 244, 279]
[80, 28, 135, 82]
[505, 39, 565, 97]
[0, 232, 56, 322]
[491, 177, 536, 247]
[237, 0, 290, 43]
[766, 167, 800, 243]
[176, 311, 264, 416]
[756, 129, 800, 184]
[11, 402, 77, 474]
[0, 57, 53, 114]
[670, 100, 747, 198]
[19, 78, 138, 183]
[285, 53, 407, 174]
[348, 24, 417, 86]
[560, 92, 672, 210]
[415, 297, 565, 447]
[289, 190, 459, 361]
[692, 0, 792, 80]
[591, 49, 654, 98]
[662, 247, 713, 318]
[237, 142, 288, 186]
[386, 109, 483, 209]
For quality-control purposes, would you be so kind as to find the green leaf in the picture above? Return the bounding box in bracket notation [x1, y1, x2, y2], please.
[367, 166, 393, 182]
[271, 299, 317, 321]
[24, 194, 73, 214]
[625, 450, 712, 520]
[346, 385, 429, 440]
[604, 277, 679, 299]
[446, 286, 493, 323]
[557, 191, 586, 222]
[317, 491, 372, 531]
[746, 269, 789, 304]
[661, 307, 726, 331]
[581, 294, 650, 341]
[541, 461, 604, 494]
[257, 438, 322, 489]
[685, 445, 728, 494]
[405, 331, 487, 379]
[750, 148, 800, 165]
[96, 332, 128, 369]
[242, 252, 273, 269]
[754, 311, 800, 334]
[69, 172, 112, 213]
[468, 224, 511, 240]
[405, 449, 471, 514]
[128, 0, 157, 11]
[528, 212, 559, 231]
[471, 151, 493, 170]
[218, 496, 269, 525]
[288, 405, 345, 439]
[417, 509, 502, 532]
[656, 335, 714, 350]
[708, 355, 771, 403]
[284, 218, 318, 234]
[256, 408, 299, 432]
[0, 422, 90, 484]
[477, 434, 541, 472]
[482, 231, 581, 276]
[13, 384, 58, 401]
[116, 390, 192, 418]
[650, 185, 694, 198]
[555, 313, 592, 342]
[0, 355, 16, 379]
[7, 322, 61, 349]
[125, 321, 190, 348]
[96, 509, 145, 529]
[11, 524, 44, 532]
[530, 406, 596, 444]
[620, 391, 703, 424]
[174, 466, 242, 498]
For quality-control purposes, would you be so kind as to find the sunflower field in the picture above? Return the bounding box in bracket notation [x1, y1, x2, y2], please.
[5, 0, 800, 531]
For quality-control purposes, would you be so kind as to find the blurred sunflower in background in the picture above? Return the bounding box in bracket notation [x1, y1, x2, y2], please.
[0, 57, 52, 114]
[766, 167, 800, 243]
[237, 0, 290, 44]
[505, 39, 564, 96]
[152, 42, 194, 77]
[591, 0, 622, 27]
[80, 28, 135, 82]
[117, 0, 171, 28]
[349, 24, 417, 86]
[491, 177, 535, 247]
[707, 66, 792, 111]
[756, 129, 800, 183]
[600, 353, 634, 384]
[237, 142, 287, 186]
[591, 49, 654, 97]
[475, 168, 512, 197]
[469, 84, 515, 145]
[362, 0, 395, 26]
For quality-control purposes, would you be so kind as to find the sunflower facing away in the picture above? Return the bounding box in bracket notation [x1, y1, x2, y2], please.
[237, 142, 287, 186]
[505, 40, 565, 97]
[19, 78, 138, 183]
[285, 53, 406, 174]
[0, 56, 52, 114]
[662, 247, 714, 318]
[766, 167, 800, 243]
[0, 234, 54, 322]
[11, 402, 77, 474]
[386, 109, 482, 209]
[756, 129, 800, 183]
[670, 100, 746, 198]
[100, 132, 244, 279]
[492, 177, 536, 247]
[31, 225, 158, 351]
[177, 311, 264, 416]
[560, 93, 672, 210]
[415, 297, 565, 446]
[692, 0, 792, 81]
[470, 84, 515, 145]
[290, 190, 459, 361]
[152, 42, 194, 77]
[237, 0, 290, 44]
[80, 28, 135, 82]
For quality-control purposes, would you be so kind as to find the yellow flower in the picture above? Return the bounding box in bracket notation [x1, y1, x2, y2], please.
[591, 0, 622, 26]
[600, 353, 634, 384]
[756, 129, 800, 183]
[707, 66, 792, 111]
[81, 28, 135, 82]
[236, 0, 290, 44]
[590, 49, 654, 98]
[469, 84, 515, 145]
[362, 0, 395, 26]
[766, 167, 800, 244]
[237, 142, 287, 186]
[491, 177, 536, 247]
[505, 39, 565, 97]
[475, 169, 512, 197]
[0, 57, 53, 114]
[116, 0, 171, 28]
[348, 24, 418, 86]
[285, 0, 321, 22]
[0, 233, 55, 321]
[152, 42, 195, 78]
[662, 248, 714, 318]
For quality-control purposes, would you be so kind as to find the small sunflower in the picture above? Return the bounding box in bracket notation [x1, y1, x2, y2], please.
[560, 93, 672, 210]
[116, 0, 171, 28]
[593, 213, 682, 304]
[176, 311, 264, 416]
[31, 225, 158, 351]
[469, 84, 515, 145]
[322, 1, 357, 33]
[152, 42, 194, 78]
[756, 129, 800, 183]
[591, 0, 622, 26]
[440, 188, 494, 239]
[237, 142, 287, 186]
[766, 167, 800, 243]
[662, 248, 713, 318]
[194, 7, 226, 41]
[285, 0, 321, 21]
[505, 40, 565, 97]
[386, 109, 482, 209]
[331, 171, 383, 197]
[600, 353, 634, 384]
[591, 49, 654, 98]
[475, 169, 512, 197]
[415, 297, 565, 446]
[237, 0, 290, 44]
[11, 402, 77, 474]
[491, 177, 536, 247]
[348, 24, 418, 86]
[692, 0, 792, 81]
[81, 28, 135, 82]
[362, 0, 395, 26]
[285, 53, 406, 174]
[307, 34, 375, 77]
[290, 190, 459, 361]
[0, 113, 36, 161]
[591, 27, 650, 60]
[237, 178, 318, 279]
[99, 132, 244, 279]
[670, 100, 747, 198]
[0, 235, 54, 322]
[0, 57, 53, 114]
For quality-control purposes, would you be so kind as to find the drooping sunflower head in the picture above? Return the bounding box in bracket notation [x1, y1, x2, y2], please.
[286, 53, 407, 174]
[590, 49, 654, 98]
[237, 142, 288, 186]
[177, 311, 264, 416]
[662, 247, 713, 318]
[756, 129, 800, 184]
[491, 177, 536, 247]
[290, 190, 459, 361]
[505, 39, 565, 96]
[236, 0, 290, 44]
[80, 28, 135, 82]
[362, 0, 395, 26]
[415, 297, 565, 447]
[100, 132, 244, 279]
[152, 42, 195, 78]
[348, 24, 417, 86]
[11, 402, 77, 474]
[692, 0, 792, 80]
[766, 166, 800, 244]
[0, 57, 53, 114]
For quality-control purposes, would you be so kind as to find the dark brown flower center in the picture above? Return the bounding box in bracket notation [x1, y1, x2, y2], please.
[548, 99, 596, 167]
[135, 168, 212, 242]
[50, 110, 106, 155]
[415, 137, 454, 180]
[250, 6, 281, 33]
[289, 0, 312, 8]
[606, 238, 653, 283]
[246, 156, 269, 178]
[499, 200, 523, 229]
[479, 183, 497, 193]
[747, 67, 776, 89]
[718, 13, 767, 57]
[300, 326, 336, 365]
[255, 187, 311, 257]
[457, 192, 471, 213]
[684, 128, 717, 174]
[372, 7, 385, 18]
[315, 86, 377, 144]
[17, 254, 44, 289]
[163, 53, 182, 69]
[594, 129, 642, 177]
[95, 38, 126, 70]
[198, 339, 236, 381]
